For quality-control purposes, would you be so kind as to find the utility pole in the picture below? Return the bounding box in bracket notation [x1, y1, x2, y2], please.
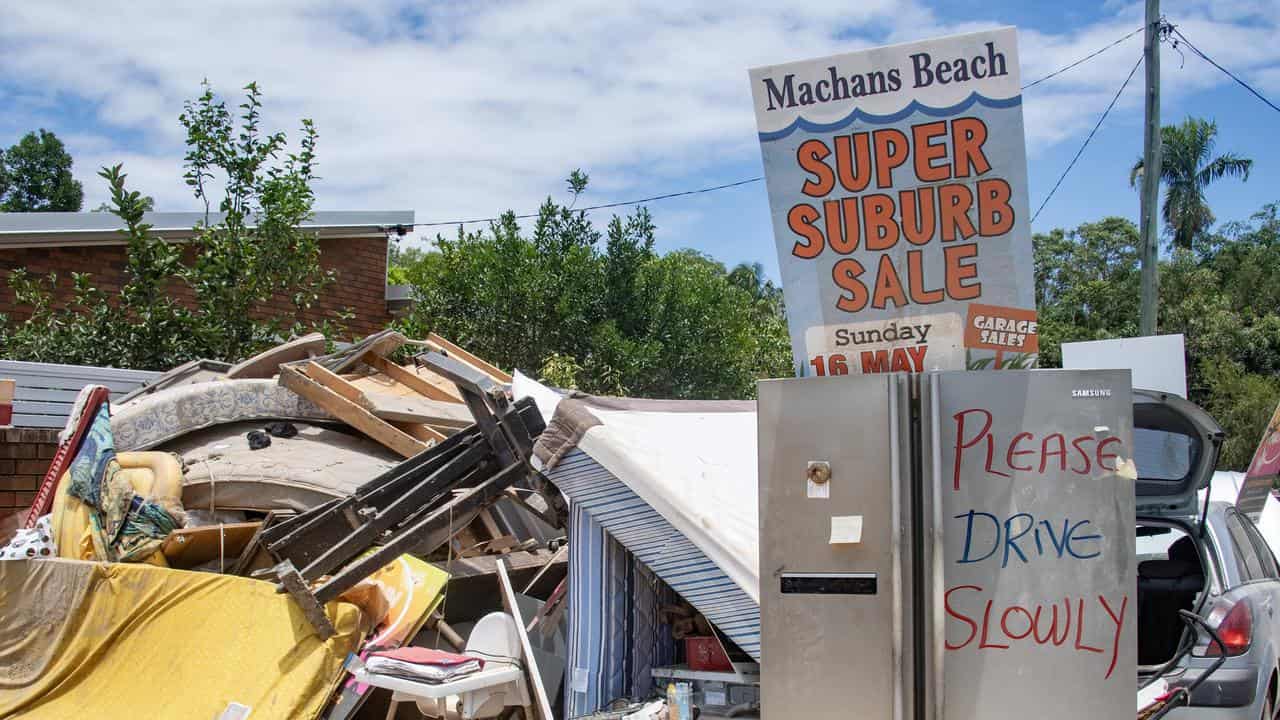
[1139, 0, 1162, 335]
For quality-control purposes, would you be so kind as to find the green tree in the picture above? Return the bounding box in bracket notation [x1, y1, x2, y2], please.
[0, 129, 84, 211]
[395, 173, 791, 399]
[1033, 217, 1141, 366]
[1197, 358, 1280, 470]
[1130, 117, 1251, 250]
[1035, 210, 1280, 470]
[177, 81, 332, 360]
[0, 82, 339, 369]
[387, 243, 426, 284]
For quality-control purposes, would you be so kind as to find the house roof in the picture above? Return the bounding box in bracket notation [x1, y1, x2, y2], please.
[0, 210, 415, 248]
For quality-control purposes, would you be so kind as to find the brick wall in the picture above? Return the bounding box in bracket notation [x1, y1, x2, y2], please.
[0, 428, 56, 519]
[0, 235, 392, 339]
[0, 236, 393, 521]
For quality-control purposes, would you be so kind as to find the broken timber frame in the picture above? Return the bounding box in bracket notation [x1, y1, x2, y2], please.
[260, 351, 546, 638]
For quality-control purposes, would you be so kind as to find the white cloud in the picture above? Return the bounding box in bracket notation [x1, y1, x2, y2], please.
[0, 0, 1276, 249]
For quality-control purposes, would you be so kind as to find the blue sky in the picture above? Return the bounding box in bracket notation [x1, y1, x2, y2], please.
[2, 0, 1278, 281]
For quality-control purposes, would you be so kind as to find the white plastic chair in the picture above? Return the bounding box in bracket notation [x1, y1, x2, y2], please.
[354, 611, 532, 720]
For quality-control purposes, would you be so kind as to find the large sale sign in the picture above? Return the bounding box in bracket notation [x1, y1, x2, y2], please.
[750, 28, 1037, 376]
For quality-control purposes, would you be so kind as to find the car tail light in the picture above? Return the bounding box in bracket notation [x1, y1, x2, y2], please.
[1202, 599, 1253, 657]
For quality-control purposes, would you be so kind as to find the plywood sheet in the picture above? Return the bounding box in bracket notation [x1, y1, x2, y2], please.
[365, 393, 473, 427]
[160, 522, 263, 570]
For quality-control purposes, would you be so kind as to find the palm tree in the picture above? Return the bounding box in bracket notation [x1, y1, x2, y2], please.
[1130, 117, 1252, 251]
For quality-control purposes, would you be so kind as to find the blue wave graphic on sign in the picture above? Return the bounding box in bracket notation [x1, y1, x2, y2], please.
[758, 92, 1023, 142]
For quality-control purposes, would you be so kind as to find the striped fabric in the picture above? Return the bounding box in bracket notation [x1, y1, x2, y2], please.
[565, 502, 681, 718]
[549, 448, 762, 662]
[566, 503, 630, 716]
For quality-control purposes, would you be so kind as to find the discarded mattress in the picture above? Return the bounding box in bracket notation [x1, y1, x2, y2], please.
[0, 558, 362, 719]
[164, 421, 399, 512]
[523, 382, 761, 659]
[112, 378, 331, 451]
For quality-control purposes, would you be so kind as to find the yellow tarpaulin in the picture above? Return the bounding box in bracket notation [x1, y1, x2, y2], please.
[0, 558, 364, 720]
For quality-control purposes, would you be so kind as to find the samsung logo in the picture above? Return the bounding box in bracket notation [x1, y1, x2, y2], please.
[1071, 389, 1112, 398]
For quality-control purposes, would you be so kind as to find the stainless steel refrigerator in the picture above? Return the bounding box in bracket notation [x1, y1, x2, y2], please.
[757, 369, 1136, 720]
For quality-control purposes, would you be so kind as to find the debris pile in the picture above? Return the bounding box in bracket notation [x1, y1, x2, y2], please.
[0, 332, 572, 720]
[1, 331, 753, 719]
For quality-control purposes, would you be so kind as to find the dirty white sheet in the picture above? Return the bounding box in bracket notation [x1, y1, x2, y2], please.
[514, 372, 761, 603]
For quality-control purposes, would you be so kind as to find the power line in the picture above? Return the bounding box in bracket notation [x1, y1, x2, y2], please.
[403, 29, 1147, 231]
[1170, 26, 1280, 114]
[1031, 53, 1145, 224]
[407, 176, 763, 228]
[1021, 26, 1145, 90]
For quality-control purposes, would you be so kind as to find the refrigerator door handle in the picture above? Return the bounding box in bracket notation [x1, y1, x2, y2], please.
[929, 375, 946, 720]
[890, 377, 904, 720]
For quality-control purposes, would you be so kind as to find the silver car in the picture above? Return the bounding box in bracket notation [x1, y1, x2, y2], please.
[1136, 389, 1280, 718]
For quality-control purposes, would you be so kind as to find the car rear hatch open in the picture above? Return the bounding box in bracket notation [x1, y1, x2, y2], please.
[1134, 389, 1225, 520]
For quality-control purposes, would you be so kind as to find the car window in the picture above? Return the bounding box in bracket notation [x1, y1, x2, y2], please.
[1133, 427, 1196, 482]
[1136, 527, 1181, 561]
[1240, 514, 1279, 579]
[1225, 512, 1268, 581]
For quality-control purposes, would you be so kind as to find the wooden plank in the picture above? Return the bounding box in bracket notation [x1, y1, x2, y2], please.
[361, 352, 462, 403]
[279, 366, 427, 458]
[229, 511, 285, 576]
[426, 334, 512, 384]
[226, 332, 325, 379]
[299, 361, 371, 407]
[161, 521, 263, 570]
[364, 393, 473, 427]
[496, 558, 554, 720]
[523, 544, 568, 595]
[432, 548, 561, 579]
[432, 614, 466, 652]
[392, 421, 448, 445]
[477, 508, 504, 540]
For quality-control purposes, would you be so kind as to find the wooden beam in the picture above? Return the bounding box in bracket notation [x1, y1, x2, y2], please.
[523, 544, 568, 595]
[392, 421, 448, 445]
[229, 511, 285, 577]
[426, 333, 512, 384]
[362, 352, 462, 403]
[431, 548, 563, 579]
[429, 612, 466, 652]
[279, 365, 428, 458]
[497, 558, 554, 720]
[298, 361, 371, 407]
[503, 487, 562, 529]
[477, 507, 504, 540]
